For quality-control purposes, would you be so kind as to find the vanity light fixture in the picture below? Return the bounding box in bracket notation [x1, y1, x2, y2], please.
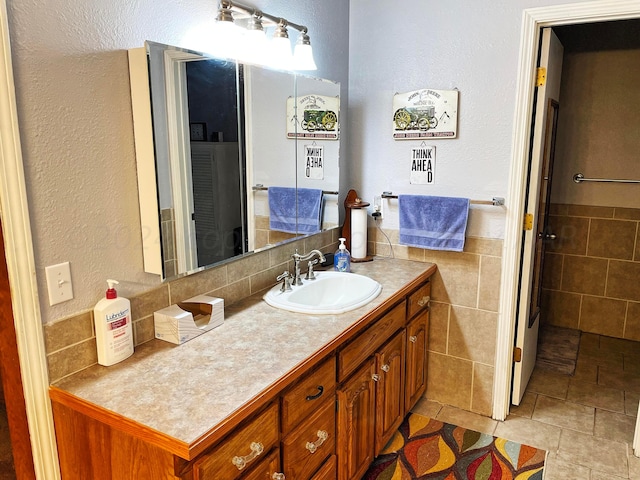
[215, 0, 317, 71]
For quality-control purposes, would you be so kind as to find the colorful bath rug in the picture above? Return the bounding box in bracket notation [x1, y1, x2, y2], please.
[362, 413, 545, 480]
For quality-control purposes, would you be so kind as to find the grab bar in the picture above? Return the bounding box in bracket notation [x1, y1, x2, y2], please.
[573, 173, 640, 184]
[380, 192, 505, 206]
[252, 184, 338, 195]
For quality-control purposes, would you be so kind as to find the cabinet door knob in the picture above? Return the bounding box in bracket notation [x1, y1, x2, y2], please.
[272, 473, 286, 480]
[231, 441, 264, 470]
[372, 373, 381, 382]
[417, 295, 431, 307]
[381, 363, 390, 373]
[305, 430, 329, 454]
[409, 335, 418, 343]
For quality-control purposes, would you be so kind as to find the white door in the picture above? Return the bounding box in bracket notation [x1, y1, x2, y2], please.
[511, 28, 564, 405]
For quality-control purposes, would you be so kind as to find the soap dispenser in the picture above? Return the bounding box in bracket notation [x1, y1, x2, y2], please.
[334, 237, 351, 272]
[93, 279, 134, 366]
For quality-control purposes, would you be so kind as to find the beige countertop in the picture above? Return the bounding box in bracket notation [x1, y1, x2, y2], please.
[51, 257, 435, 454]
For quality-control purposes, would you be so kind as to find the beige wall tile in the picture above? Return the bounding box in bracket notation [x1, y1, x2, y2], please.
[210, 279, 251, 307]
[587, 218, 636, 260]
[268, 238, 305, 266]
[478, 255, 501, 312]
[566, 205, 614, 218]
[541, 253, 563, 290]
[130, 286, 170, 321]
[169, 264, 227, 304]
[424, 251, 479, 308]
[541, 290, 581, 329]
[428, 302, 448, 354]
[47, 339, 98, 383]
[250, 264, 293, 294]
[471, 363, 494, 417]
[614, 207, 640, 220]
[44, 311, 93, 353]
[607, 260, 640, 302]
[637, 231, 640, 261]
[464, 237, 503, 256]
[227, 250, 270, 284]
[561, 255, 607, 296]
[548, 203, 568, 216]
[448, 307, 497, 364]
[546, 215, 589, 255]
[624, 301, 640, 341]
[133, 316, 155, 346]
[254, 215, 270, 229]
[579, 296, 626, 337]
[426, 352, 472, 411]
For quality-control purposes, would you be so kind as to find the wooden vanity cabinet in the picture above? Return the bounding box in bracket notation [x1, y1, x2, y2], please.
[50, 271, 434, 480]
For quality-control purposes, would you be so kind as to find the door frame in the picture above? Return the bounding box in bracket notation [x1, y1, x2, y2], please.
[494, 0, 640, 421]
[0, 0, 61, 477]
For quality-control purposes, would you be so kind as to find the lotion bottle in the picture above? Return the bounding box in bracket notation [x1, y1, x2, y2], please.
[93, 279, 134, 366]
[334, 237, 351, 272]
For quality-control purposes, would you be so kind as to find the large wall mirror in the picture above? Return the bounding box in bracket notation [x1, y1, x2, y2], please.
[129, 41, 340, 280]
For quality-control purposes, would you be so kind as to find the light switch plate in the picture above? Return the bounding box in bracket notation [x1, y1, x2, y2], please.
[45, 262, 74, 306]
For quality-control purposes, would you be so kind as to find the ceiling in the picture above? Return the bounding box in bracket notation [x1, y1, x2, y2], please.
[554, 18, 640, 52]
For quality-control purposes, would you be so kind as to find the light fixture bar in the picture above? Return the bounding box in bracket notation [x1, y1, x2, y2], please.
[220, 0, 309, 35]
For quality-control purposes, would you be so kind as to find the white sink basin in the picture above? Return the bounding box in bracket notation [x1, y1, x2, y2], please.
[263, 271, 382, 315]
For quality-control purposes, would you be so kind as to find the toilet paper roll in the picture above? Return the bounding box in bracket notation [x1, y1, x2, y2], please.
[351, 208, 368, 259]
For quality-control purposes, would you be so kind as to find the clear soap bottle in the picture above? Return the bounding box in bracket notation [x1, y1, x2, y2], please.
[334, 237, 351, 272]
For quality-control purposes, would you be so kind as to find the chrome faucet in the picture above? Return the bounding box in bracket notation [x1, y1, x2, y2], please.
[291, 249, 326, 286]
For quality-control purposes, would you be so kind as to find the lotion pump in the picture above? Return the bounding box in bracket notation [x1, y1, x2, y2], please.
[93, 279, 134, 366]
[334, 237, 351, 272]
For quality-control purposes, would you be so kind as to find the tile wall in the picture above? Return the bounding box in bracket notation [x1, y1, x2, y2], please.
[370, 228, 503, 417]
[541, 204, 640, 340]
[44, 229, 338, 384]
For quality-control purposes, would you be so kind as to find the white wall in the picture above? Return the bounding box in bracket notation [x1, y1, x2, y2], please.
[347, 0, 587, 239]
[6, 0, 349, 324]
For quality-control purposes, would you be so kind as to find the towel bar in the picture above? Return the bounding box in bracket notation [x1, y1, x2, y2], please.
[253, 184, 339, 195]
[381, 192, 505, 206]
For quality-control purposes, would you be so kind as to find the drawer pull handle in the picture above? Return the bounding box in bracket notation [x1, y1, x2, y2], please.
[372, 373, 381, 382]
[381, 363, 390, 373]
[305, 430, 329, 454]
[272, 473, 286, 480]
[417, 295, 431, 307]
[231, 442, 263, 470]
[305, 385, 324, 401]
[409, 335, 418, 343]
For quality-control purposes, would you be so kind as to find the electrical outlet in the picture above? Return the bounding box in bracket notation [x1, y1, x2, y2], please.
[373, 195, 383, 219]
[45, 262, 74, 306]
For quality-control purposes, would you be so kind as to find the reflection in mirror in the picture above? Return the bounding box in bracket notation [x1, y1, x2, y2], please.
[129, 41, 341, 282]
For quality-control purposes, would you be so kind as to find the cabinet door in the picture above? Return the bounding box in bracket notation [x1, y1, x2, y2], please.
[336, 359, 376, 480]
[242, 448, 284, 480]
[374, 331, 406, 455]
[310, 455, 337, 480]
[282, 397, 335, 480]
[405, 309, 429, 412]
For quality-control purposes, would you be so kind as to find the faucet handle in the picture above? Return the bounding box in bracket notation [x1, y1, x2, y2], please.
[277, 271, 292, 292]
[305, 259, 319, 280]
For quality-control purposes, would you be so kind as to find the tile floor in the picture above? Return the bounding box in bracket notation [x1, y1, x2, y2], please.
[412, 332, 640, 479]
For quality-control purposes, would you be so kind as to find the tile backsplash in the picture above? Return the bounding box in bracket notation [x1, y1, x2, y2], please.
[44, 229, 338, 383]
[541, 204, 640, 340]
[370, 229, 503, 417]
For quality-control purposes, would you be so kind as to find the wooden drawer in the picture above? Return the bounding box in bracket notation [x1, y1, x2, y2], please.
[282, 397, 336, 480]
[281, 356, 336, 433]
[311, 455, 337, 480]
[193, 403, 279, 480]
[338, 301, 405, 381]
[407, 281, 431, 320]
[242, 448, 283, 480]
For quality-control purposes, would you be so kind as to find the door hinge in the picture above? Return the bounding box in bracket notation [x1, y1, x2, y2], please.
[535, 67, 546, 87]
[514, 347, 522, 363]
[523, 213, 534, 231]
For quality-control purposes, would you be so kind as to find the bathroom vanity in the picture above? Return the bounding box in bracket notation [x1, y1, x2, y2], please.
[49, 258, 435, 480]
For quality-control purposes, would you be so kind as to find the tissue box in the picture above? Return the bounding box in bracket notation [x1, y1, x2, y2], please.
[154, 295, 224, 345]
